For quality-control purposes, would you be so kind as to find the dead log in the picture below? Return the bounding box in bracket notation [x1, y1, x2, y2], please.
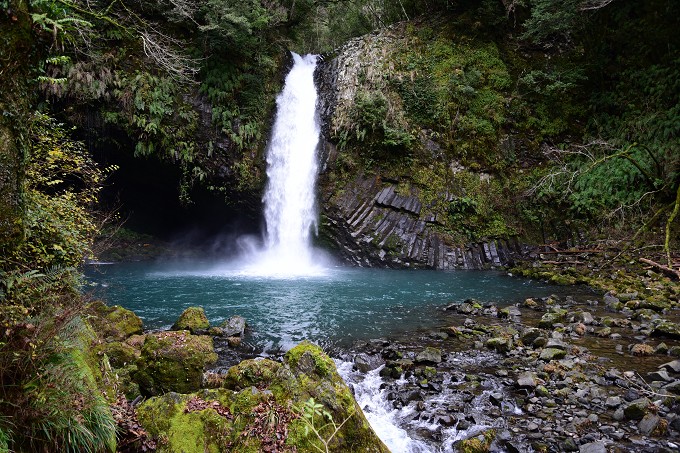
[639, 257, 680, 280]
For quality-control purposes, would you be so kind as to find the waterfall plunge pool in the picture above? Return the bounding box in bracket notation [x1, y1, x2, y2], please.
[85, 261, 587, 354]
[86, 260, 596, 453]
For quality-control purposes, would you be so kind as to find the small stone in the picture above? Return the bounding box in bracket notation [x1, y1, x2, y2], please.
[639, 413, 662, 436]
[533, 336, 548, 348]
[659, 359, 680, 373]
[579, 441, 606, 453]
[572, 323, 586, 336]
[540, 348, 567, 361]
[663, 379, 680, 394]
[631, 343, 655, 356]
[563, 438, 579, 451]
[647, 369, 672, 382]
[545, 338, 568, 350]
[603, 292, 621, 307]
[524, 298, 538, 308]
[517, 371, 538, 388]
[499, 306, 522, 318]
[489, 392, 504, 406]
[415, 347, 442, 364]
[539, 311, 566, 329]
[605, 396, 622, 408]
[595, 327, 612, 338]
[613, 408, 625, 421]
[577, 312, 595, 325]
[521, 327, 542, 345]
[651, 320, 680, 339]
[220, 315, 247, 337]
[226, 336, 241, 347]
[623, 397, 651, 420]
[354, 353, 384, 373]
[486, 337, 513, 353]
[669, 346, 680, 356]
[535, 385, 550, 397]
[431, 330, 448, 340]
[457, 302, 476, 314]
[655, 343, 669, 355]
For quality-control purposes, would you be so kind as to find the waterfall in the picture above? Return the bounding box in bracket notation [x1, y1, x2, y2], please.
[263, 53, 320, 263]
[232, 52, 326, 277]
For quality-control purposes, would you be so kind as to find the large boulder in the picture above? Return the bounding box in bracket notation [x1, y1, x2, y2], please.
[88, 301, 143, 341]
[134, 331, 217, 395]
[136, 341, 389, 452]
[172, 307, 210, 334]
[220, 315, 247, 337]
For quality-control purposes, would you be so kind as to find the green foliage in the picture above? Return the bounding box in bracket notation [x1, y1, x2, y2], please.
[392, 28, 512, 166]
[344, 89, 415, 158]
[198, 0, 283, 54]
[518, 0, 582, 47]
[295, 397, 356, 453]
[200, 59, 275, 152]
[104, 71, 198, 162]
[0, 109, 115, 451]
[4, 114, 111, 270]
[0, 268, 116, 453]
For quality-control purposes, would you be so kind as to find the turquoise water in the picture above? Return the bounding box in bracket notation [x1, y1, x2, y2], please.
[85, 261, 580, 352]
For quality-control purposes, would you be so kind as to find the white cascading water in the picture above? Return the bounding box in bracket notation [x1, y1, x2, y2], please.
[262, 52, 320, 268]
[230, 52, 328, 278]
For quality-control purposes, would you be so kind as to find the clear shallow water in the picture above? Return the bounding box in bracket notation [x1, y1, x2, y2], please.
[85, 260, 575, 353]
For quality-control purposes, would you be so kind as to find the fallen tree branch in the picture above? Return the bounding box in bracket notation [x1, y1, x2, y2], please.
[639, 257, 680, 280]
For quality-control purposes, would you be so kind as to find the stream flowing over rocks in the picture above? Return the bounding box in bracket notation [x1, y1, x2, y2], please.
[330, 288, 680, 453]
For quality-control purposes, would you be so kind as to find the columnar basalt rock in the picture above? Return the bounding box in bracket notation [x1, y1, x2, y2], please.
[318, 173, 521, 269]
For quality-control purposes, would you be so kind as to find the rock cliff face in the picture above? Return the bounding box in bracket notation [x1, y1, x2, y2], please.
[319, 172, 521, 269]
[315, 24, 524, 269]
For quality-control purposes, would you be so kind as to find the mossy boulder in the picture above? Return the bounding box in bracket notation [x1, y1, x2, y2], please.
[651, 319, 680, 339]
[94, 341, 139, 368]
[538, 307, 567, 329]
[88, 301, 144, 341]
[486, 337, 513, 353]
[136, 341, 389, 452]
[172, 307, 210, 334]
[134, 331, 217, 396]
[456, 429, 496, 453]
[414, 347, 442, 364]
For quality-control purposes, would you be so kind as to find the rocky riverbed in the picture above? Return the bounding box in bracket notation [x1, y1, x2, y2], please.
[334, 286, 680, 452]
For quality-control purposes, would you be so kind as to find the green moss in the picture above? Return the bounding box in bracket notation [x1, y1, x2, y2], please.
[457, 429, 496, 453]
[137, 341, 388, 452]
[223, 359, 281, 390]
[284, 341, 336, 378]
[172, 306, 210, 333]
[93, 341, 138, 368]
[134, 332, 217, 395]
[88, 302, 143, 341]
